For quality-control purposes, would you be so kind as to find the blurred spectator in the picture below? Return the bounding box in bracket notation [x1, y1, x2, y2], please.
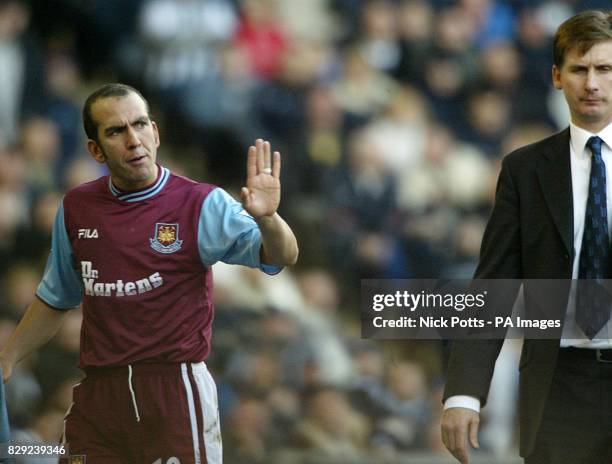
[462, 89, 513, 157]
[0, 146, 28, 191]
[254, 40, 324, 144]
[2, 261, 40, 317]
[283, 84, 344, 201]
[393, 0, 435, 83]
[62, 157, 104, 191]
[12, 408, 64, 464]
[20, 116, 61, 193]
[223, 395, 273, 463]
[421, 4, 481, 128]
[478, 42, 522, 93]
[15, 190, 62, 262]
[293, 269, 354, 386]
[357, 0, 401, 73]
[182, 44, 259, 144]
[0, 189, 26, 276]
[350, 342, 387, 416]
[370, 361, 430, 454]
[0, 0, 45, 146]
[5, 362, 41, 428]
[226, 348, 283, 396]
[398, 123, 492, 211]
[293, 386, 369, 458]
[332, 46, 398, 127]
[234, 0, 288, 80]
[327, 129, 405, 280]
[365, 85, 429, 186]
[444, 215, 488, 278]
[44, 53, 83, 175]
[515, 9, 553, 121]
[0, 317, 41, 427]
[34, 309, 82, 404]
[500, 122, 555, 155]
[138, 0, 237, 122]
[272, 0, 335, 43]
[459, 0, 516, 47]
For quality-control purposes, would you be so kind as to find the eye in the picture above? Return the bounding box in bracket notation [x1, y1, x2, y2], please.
[135, 120, 147, 128]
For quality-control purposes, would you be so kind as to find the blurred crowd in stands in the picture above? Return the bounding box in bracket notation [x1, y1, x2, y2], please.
[0, 0, 607, 462]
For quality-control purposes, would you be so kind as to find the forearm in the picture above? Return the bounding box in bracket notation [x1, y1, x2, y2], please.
[256, 213, 299, 266]
[1, 297, 70, 366]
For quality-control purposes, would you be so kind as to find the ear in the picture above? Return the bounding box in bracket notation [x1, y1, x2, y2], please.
[87, 140, 106, 164]
[152, 121, 160, 148]
[552, 65, 563, 90]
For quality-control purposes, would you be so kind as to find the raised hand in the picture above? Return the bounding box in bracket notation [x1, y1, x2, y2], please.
[240, 139, 281, 220]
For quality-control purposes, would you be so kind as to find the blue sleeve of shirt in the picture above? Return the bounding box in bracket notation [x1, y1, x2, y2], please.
[197, 188, 282, 275]
[36, 201, 83, 309]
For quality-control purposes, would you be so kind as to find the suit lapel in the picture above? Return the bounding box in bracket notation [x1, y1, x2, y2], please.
[536, 129, 573, 255]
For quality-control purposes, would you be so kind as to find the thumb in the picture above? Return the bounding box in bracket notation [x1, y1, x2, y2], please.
[468, 417, 480, 449]
[240, 187, 250, 206]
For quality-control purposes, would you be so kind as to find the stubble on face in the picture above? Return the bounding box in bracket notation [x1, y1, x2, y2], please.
[89, 93, 160, 191]
[97, 142, 159, 190]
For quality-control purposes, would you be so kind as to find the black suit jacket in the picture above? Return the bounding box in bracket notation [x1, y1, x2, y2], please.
[443, 129, 576, 457]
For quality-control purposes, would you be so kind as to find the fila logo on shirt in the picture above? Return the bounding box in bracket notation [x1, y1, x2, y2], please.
[80, 261, 164, 297]
[78, 228, 99, 239]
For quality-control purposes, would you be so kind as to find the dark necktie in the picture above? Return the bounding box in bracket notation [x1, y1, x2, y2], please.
[577, 136, 612, 339]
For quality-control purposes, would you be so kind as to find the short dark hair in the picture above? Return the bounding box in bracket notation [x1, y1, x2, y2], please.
[82, 83, 150, 143]
[553, 10, 612, 68]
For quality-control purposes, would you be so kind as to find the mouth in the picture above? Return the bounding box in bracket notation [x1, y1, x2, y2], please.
[127, 154, 148, 165]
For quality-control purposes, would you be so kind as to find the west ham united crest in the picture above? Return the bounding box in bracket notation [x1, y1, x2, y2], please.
[150, 223, 183, 253]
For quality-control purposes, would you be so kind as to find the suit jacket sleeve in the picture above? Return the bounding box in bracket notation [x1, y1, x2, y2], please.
[443, 154, 522, 406]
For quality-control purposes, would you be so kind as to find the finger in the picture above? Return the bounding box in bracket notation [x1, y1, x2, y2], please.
[264, 140, 272, 171]
[469, 418, 480, 449]
[246, 146, 257, 179]
[452, 425, 469, 463]
[441, 415, 452, 451]
[441, 422, 453, 452]
[256, 139, 264, 173]
[441, 428, 451, 454]
[272, 151, 281, 178]
[447, 434, 468, 464]
[455, 447, 469, 464]
[456, 427, 468, 454]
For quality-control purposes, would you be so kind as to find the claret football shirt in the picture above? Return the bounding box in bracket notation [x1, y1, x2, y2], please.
[36, 165, 280, 368]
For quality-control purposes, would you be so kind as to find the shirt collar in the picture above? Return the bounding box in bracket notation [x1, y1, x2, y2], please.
[108, 165, 170, 202]
[570, 121, 612, 159]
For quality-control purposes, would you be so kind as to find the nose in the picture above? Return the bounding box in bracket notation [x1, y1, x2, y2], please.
[124, 126, 141, 148]
[585, 68, 599, 92]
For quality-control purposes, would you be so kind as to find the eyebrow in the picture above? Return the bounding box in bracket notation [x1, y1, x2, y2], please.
[568, 62, 612, 69]
[103, 116, 149, 136]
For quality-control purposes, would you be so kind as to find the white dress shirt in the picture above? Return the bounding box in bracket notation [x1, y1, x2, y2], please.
[445, 122, 612, 413]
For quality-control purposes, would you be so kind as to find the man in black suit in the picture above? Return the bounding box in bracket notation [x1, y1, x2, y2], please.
[441, 10, 612, 464]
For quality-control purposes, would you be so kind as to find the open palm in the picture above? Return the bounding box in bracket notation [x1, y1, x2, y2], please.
[240, 139, 281, 219]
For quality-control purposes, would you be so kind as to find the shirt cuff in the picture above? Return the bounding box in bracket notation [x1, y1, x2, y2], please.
[260, 262, 282, 275]
[443, 395, 481, 413]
